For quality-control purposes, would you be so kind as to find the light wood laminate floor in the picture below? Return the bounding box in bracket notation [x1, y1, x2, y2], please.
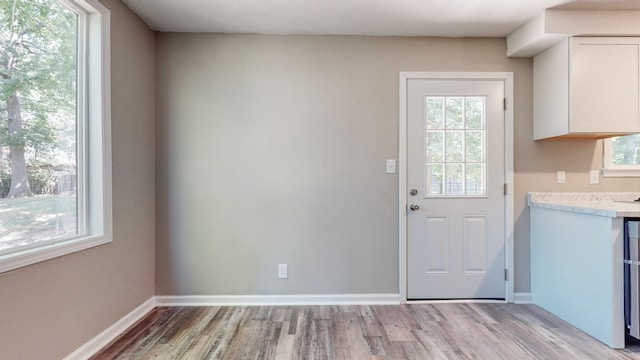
[92, 303, 640, 359]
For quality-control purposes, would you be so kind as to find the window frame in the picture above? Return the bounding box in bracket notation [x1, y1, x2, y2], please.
[602, 136, 640, 178]
[0, 0, 112, 273]
[424, 95, 488, 197]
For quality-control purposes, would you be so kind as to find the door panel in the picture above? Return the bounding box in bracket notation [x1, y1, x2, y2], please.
[463, 215, 487, 273]
[407, 79, 505, 300]
[424, 216, 449, 273]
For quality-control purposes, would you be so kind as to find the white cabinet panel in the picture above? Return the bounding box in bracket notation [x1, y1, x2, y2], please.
[534, 37, 640, 140]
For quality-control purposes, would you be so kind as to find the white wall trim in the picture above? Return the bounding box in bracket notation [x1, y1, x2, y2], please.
[513, 292, 533, 304]
[64, 297, 155, 360]
[504, 73, 515, 304]
[155, 294, 402, 307]
[398, 72, 515, 303]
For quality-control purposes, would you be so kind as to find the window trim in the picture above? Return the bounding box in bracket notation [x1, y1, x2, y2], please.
[0, 0, 112, 273]
[602, 136, 640, 178]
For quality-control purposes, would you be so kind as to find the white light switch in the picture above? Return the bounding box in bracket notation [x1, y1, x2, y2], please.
[590, 170, 600, 184]
[386, 159, 396, 174]
[557, 171, 565, 184]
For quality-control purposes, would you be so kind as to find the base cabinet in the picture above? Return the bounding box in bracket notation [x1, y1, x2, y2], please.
[530, 207, 625, 348]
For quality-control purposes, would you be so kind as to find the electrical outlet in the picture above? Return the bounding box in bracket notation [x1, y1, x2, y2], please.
[278, 264, 288, 279]
[557, 171, 565, 184]
[590, 170, 600, 185]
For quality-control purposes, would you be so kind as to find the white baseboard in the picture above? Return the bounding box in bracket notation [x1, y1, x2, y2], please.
[513, 292, 533, 304]
[64, 297, 155, 360]
[155, 293, 402, 306]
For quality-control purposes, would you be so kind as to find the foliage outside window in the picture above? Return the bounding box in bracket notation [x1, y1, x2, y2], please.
[0, 0, 111, 272]
[603, 134, 640, 177]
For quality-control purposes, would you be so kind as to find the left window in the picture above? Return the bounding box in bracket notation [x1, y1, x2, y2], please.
[0, 0, 111, 272]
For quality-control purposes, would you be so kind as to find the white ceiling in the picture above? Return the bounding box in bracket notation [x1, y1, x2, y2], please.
[122, 0, 640, 37]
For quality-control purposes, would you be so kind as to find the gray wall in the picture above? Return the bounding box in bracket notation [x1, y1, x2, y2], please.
[155, 34, 541, 295]
[0, 1, 156, 359]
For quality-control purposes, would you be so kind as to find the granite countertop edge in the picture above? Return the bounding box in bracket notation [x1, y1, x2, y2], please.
[527, 192, 640, 218]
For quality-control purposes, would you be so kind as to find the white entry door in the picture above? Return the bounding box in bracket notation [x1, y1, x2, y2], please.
[407, 78, 506, 300]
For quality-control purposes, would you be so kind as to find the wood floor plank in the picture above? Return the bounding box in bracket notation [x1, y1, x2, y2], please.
[148, 307, 214, 359]
[336, 310, 371, 359]
[175, 307, 229, 358]
[89, 306, 178, 360]
[357, 306, 386, 338]
[93, 303, 640, 360]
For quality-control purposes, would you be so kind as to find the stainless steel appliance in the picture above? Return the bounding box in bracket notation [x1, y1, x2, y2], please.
[625, 220, 640, 340]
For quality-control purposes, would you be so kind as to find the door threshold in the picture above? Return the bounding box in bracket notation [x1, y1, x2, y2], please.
[406, 299, 506, 304]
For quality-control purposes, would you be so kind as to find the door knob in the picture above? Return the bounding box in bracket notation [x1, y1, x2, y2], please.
[410, 188, 418, 196]
[409, 204, 420, 211]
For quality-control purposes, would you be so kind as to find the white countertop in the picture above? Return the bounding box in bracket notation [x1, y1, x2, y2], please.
[527, 192, 640, 218]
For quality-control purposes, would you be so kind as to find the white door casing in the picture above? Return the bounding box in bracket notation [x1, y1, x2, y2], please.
[399, 72, 514, 302]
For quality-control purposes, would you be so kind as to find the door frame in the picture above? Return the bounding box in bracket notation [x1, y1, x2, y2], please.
[398, 72, 515, 303]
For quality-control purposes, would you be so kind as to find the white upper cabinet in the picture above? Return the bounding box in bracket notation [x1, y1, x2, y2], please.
[534, 37, 640, 140]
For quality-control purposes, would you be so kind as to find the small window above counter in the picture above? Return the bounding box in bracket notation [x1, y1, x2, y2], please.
[533, 37, 640, 140]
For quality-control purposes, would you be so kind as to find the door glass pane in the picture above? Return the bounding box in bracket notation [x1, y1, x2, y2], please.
[445, 164, 464, 195]
[445, 97, 464, 129]
[424, 96, 486, 197]
[445, 131, 464, 162]
[466, 164, 484, 195]
[465, 97, 484, 129]
[426, 131, 444, 162]
[426, 164, 443, 195]
[466, 131, 484, 162]
[426, 97, 444, 129]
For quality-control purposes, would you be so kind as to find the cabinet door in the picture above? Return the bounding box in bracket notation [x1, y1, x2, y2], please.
[570, 37, 640, 133]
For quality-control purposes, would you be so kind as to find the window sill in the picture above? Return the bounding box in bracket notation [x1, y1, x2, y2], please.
[0, 235, 111, 274]
[602, 168, 640, 178]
